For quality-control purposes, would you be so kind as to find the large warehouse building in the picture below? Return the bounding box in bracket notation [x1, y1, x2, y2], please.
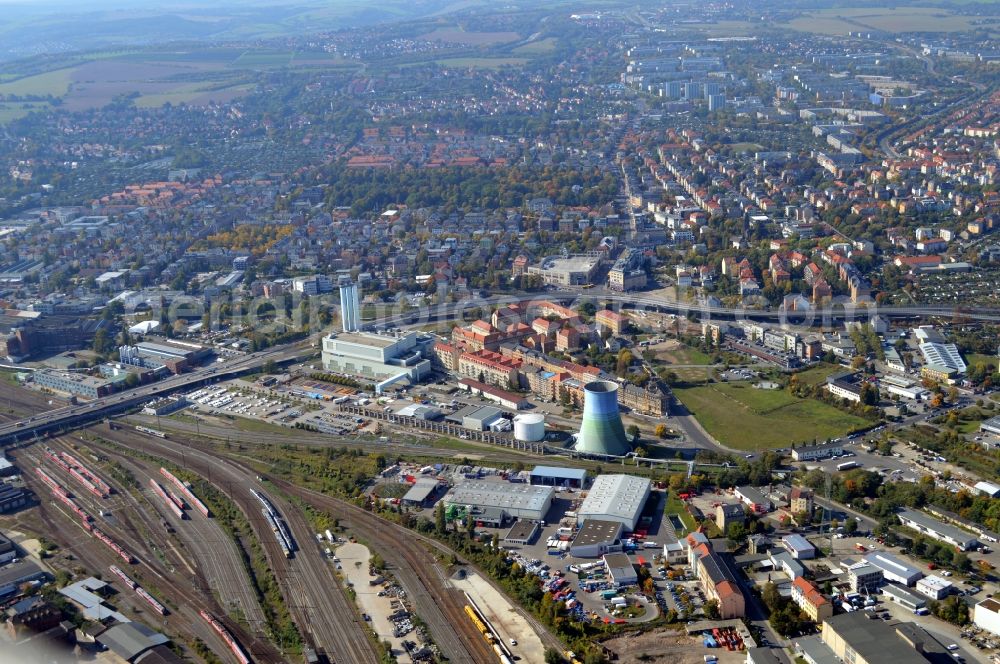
[529, 466, 587, 488]
[443, 481, 553, 521]
[577, 474, 650, 531]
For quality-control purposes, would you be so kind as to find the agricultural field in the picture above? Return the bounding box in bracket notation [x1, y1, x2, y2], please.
[673, 381, 870, 450]
[783, 7, 991, 35]
[512, 38, 559, 55]
[419, 27, 521, 46]
[0, 46, 356, 119]
[0, 68, 73, 97]
[232, 50, 295, 67]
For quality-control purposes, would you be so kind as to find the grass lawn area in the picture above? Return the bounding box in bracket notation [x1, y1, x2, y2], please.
[664, 492, 695, 535]
[967, 354, 998, 371]
[673, 381, 871, 449]
[728, 142, 765, 153]
[653, 342, 717, 383]
[227, 415, 292, 435]
[793, 363, 845, 387]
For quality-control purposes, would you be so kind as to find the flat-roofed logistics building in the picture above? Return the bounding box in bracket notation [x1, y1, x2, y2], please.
[529, 465, 587, 488]
[603, 552, 637, 586]
[503, 520, 540, 546]
[443, 481, 553, 521]
[570, 519, 624, 558]
[897, 508, 978, 551]
[863, 551, 922, 586]
[577, 474, 651, 531]
[881, 583, 927, 611]
[916, 575, 953, 600]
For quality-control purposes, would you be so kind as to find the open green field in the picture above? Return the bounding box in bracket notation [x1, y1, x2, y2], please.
[133, 83, 254, 108]
[434, 57, 529, 69]
[232, 50, 294, 67]
[651, 341, 716, 383]
[673, 381, 870, 450]
[513, 38, 559, 55]
[0, 102, 53, 123]
[782, 7, 989, 35]
[0, 68, 73, 97]
[420, 27, 521, 46]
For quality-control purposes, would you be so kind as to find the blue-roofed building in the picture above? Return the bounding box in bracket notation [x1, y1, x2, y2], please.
[782, 534, 816, 560]
[529, 465, 587, 488]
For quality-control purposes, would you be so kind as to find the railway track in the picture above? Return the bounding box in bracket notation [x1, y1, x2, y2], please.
[14, 440, 276, 664]
[89, 441, 270, 635]
[96, 423, 497, 662]
[90, 425, 379, 664]
[267, 475, 497, 664]
[124, 419, 562, 661]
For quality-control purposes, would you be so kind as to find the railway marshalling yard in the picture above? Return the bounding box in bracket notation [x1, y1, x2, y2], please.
[0, 379, 539, 664]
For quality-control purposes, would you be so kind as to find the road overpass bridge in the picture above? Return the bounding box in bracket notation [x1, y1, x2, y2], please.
[1, 291, 997, 448]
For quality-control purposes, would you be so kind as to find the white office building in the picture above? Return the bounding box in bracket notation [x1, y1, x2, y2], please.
[974, 598, 1000, 637]
[916, 575, 953, 600]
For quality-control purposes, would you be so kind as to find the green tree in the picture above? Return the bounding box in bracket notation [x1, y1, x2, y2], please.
[544, 648, 567, 664]
[92, 328, 114, 355]
[434, 503, 446, 534]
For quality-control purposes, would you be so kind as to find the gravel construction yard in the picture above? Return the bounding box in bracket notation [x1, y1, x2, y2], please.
[337, 542, 413, 663]
[451, 570, 546, 664]
[603, 628, 747, 664]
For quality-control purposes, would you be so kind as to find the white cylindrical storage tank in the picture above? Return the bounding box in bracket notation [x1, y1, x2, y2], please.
[513, 413, 545, 442]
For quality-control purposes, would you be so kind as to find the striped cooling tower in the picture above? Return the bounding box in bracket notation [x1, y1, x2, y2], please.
[573, 380, 631, 456]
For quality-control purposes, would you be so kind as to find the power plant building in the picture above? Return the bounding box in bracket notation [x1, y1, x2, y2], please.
[574, 381, 632, 456]
[577, 474, 650, 531]
[339, 281, 361, 333]
[320, 330, 433, 393]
